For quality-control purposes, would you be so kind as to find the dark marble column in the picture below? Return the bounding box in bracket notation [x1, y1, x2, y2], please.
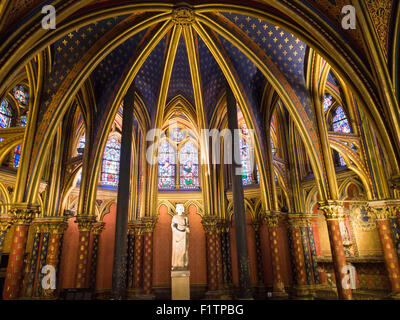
[112, 85, 135, 300]
[226, 85, 252, 299]
[90, 222, 104, 291]
[24, 224, 42, 297]
[126, 224, 136, 291]
[219, 220, 233, 291]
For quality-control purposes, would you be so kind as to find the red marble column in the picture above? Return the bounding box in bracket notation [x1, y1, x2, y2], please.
[287, 216, 310, 298]
[372, 207, 400, 296]
[3, 205, 38, 300]
[202, 216, 219, 294]
[319, 203, 352, 300]
[43, 221, 67, 298]
[75, 216, 95, 289]
[265, 213, 287, 297]
[142, 219, 156, 297]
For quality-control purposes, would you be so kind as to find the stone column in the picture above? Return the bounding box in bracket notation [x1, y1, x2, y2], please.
[75, 216, 95, 289]
[3, 204, 38, 300]
[319, 202, 352, 300]
[226, 85, 252, 299]
[370, 204, 400, 298]
[112, 86, 135, 300]
[90, 222, 104, 291]
[287, 215, 312, 298]
[202, 216, 219, 297]
[0, 218, 12, 259]
[265, 212, 287, 298]
[141, 219, 156, 298]
[43, 221, 67, 299]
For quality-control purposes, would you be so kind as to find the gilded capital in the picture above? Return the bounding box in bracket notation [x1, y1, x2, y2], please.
[134, 224, 145, 236]
[92, 222, 105, 235]
[318, 202, 344, 220]
[142, 217, 157, 233]
[0, 218, 12, 232]
[265, 212, 280, 228]
[9, 204, 40, 225]
[201, 215, 219, 232]
[75, 216, 96, 232]
[286, 214, 313, 229]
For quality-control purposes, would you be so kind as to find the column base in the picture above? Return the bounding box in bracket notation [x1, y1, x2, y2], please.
[292, 285, 315, 300]
[137, 293, 156, 300]
[126, 288, 142, 300]
[270, 291, 289, 300]
[219, 284, 234, 299]
[388, 292, 400, 300]
[204, 289, 224, 299]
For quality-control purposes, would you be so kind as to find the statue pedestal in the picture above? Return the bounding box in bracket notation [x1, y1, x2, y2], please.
[171, 270, 190, 300]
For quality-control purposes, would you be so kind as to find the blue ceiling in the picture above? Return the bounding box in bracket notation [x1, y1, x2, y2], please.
[42, 16, 129, 121]
[135, 34, 167, 119]
[197, 34, 226, 121]
[166, 35, 194, 106]
[220, 12, 313, 119]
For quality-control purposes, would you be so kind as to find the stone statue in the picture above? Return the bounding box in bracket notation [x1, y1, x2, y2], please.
[171, 204, 190, 270]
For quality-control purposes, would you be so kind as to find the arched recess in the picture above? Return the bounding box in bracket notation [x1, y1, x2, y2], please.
[330, 142, 373, 200]
[339, 178, 366, 201]
[0, 182, 11, 216]
[310, 51, 399, 186]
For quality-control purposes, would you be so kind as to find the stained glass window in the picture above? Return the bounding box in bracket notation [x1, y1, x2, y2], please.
[77, 134, 85, 155]
[170, 128, 185, 143]
[0, 100, 12, 128]
[338, 153, 346, 167]
[101, 136, 121, 186]
[239, 122, 253, 186]
[13, 145, 22, 168]
[13, 86, 29, 106]
[19, 115, 27, 127]
[179, 141, 199, 190]
[332, 106, 351, 133]
[323, 93, 334, 112]
[158, 141, 176, 190]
